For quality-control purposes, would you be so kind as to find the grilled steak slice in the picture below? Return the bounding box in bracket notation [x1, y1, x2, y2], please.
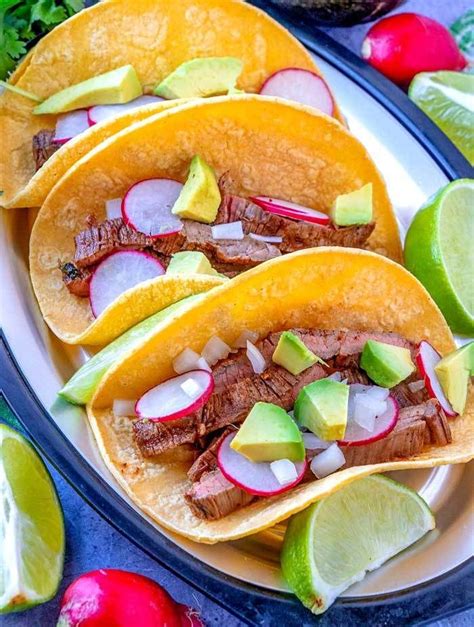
[32, 130, 60, 170]
[133, 418, 197, 458]
[187, 427, 235, 482]
[60, 262, 92, 297]
[217, 193, 375, 251]
[391, 376, 429, 408]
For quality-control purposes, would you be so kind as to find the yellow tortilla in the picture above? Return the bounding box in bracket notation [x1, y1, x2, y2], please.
[1, 0, 337, 208]
[87, 249, 473, 543]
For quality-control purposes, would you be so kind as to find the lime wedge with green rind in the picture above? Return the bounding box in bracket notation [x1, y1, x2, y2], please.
[405, 178, 474, 335]
[281, 475, 434, 614]
[59, 294, 202, 405]
[0, 424, 64, 613]
[409, 71, 474, 164]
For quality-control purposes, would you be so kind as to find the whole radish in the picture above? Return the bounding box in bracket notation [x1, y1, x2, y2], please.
[362, 13, 467, 88]
[56, 569, 202, 626]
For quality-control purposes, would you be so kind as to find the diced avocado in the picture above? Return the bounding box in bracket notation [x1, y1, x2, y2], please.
[434, 342, 473, 414]
[171, 155, 221, 223]
[294, 379, 349, 441]
[360, 340, 415, 388]
[154, 57, 243, 99]
[331, 183, 373, 226]
[167, 251, 220, 276]
[230, 402, 305, 462]
[34, 65, 142, 115]
[272, 331, 321, 375]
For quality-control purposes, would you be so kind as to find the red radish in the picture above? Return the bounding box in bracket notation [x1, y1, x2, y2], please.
[136, 370, 214, 422]
[362, 13, 467, 88]
[53, 110, 91, 144]
[90, 250, 165, 318]
[218, 432, 306, 496]
[339, 395, 399, 446]
[177, 605, 205, 627]
[56, 569, 181, 627]
[122, 178, 183, 238]
[87, 95, 164, 125]
[250, 196, 330, 225]
[260, 68, 334, 116]
[416, 341, 457, 417]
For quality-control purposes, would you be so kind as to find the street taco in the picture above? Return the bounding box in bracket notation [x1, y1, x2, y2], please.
[86, 249, 473, 543]
[30, 95, 402, 345]
[1, 0, 341, 209]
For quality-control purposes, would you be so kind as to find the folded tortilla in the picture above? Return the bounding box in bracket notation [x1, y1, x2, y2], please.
[30, 95, 402, 345]
[87, 248, 473, 543]
[1, 0, 337, 208]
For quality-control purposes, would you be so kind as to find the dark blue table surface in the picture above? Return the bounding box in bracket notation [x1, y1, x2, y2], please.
[2, 1, 473, 625]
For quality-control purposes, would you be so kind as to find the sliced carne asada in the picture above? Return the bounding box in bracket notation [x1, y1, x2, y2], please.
[187, 427, 236, 482]
[60, 262, 92, 297]
[32, 130, 60, 171]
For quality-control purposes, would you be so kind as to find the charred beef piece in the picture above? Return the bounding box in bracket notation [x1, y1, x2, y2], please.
[187, 427, 235, 482]
[32, 130, 61, 170]
[60, 262, 92, 297]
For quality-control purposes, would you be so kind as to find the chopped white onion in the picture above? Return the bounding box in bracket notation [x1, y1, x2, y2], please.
[408, 380, 425, 393]
[348, 385, 388, 433]
[365, 386, 390, 401]
[310, 443, 345, 479]
[201, 335, 232, 366]
[173, 348, 201, 374]
[196, 356, 212, 372]
[105, 198, 123, 220]
[326, 372, 342, 382]
[270, 459, 298, 485]
[180, 378, 202, 399]
[113, 399, 137, 417]
[302, 433, 332, 450]
[249, 232, 283, 244]
[246, 340, 267, 374]
[232, 329, 259, 348]
[211, 221, 244, 240]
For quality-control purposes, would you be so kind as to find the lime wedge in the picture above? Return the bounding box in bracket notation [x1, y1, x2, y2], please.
[404, 179, 474, 335]
[281, 475, 434, 614]
[0, 424, 64, 613]
[59, 294, 202, 405]
[409, 71, 474, 164]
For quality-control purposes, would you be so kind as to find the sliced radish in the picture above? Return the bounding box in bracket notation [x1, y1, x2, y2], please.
[416, 341, 457, 417]
[339, 395, 399, 446]
[260, 68, 334, 116]
[250, 196, 330, 225]
[218, 432, 306, 496]
[122, 179, 183, 238]
[89, 251, 165, 318]
[135, 370, 214, 422]
[302, 432, 332, 451]
[87, 95, 164, 125]
[105, 198, 123, 219]
[53, 110, 91, 144]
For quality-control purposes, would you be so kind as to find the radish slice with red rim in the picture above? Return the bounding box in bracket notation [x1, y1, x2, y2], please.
[135, 370, 214, 422]
[339, 395, 399, 446]
[90, 250, 165, 318]
[87, 95, 164, 125]
[416, 341, 457, 416]
[122, 178, 183, 237]
[250, 196, 330, 225]
[259, 68, 334, 116]
[218, 433, 307, 496]
[53, 110, 91, 144]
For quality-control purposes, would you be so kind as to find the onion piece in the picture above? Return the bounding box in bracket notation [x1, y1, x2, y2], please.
[232, 329, 259, 348]
[196, 357, 212, 372]
[180, 377, 203, 399]
[246, 340, 266, 374]
[365, 386, 390, 401]
[112, 399, 137, 417]
[326, 372, 342, 382]
[105, 198, 123, 219]
[201, 336, 231, 366]
[173, 348, 201, 374]
[249, 233, 283, 244]
[211, 221, 244, 240]
[408, 380, 425, 393]
[270, 459, 298, 486]
[352, 393, 386, 432]
[310, 443, 346, 479]
[302, 433, 332, 450]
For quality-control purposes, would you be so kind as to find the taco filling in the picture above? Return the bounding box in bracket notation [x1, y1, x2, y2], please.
[122, 327, 458, 521]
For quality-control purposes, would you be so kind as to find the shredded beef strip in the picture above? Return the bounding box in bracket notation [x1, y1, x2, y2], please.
[32, 130, 61, 171]
[59, 262, 92, 297]
[187, 427, 236, 483]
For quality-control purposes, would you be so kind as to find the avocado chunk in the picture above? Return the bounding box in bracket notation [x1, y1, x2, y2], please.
[272, 331, 321, 375]
[34, 65, 142, 115]
[434, 342, 473, 414]
[172, 155, 221, 223]
[360, 340, 415, 388]
[331, 183, 373, 226]
[230, 402, 305, 462]
[167, 251, 220, 276]
[154, 57, 243, 99]
[294, 379, 349, 441]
